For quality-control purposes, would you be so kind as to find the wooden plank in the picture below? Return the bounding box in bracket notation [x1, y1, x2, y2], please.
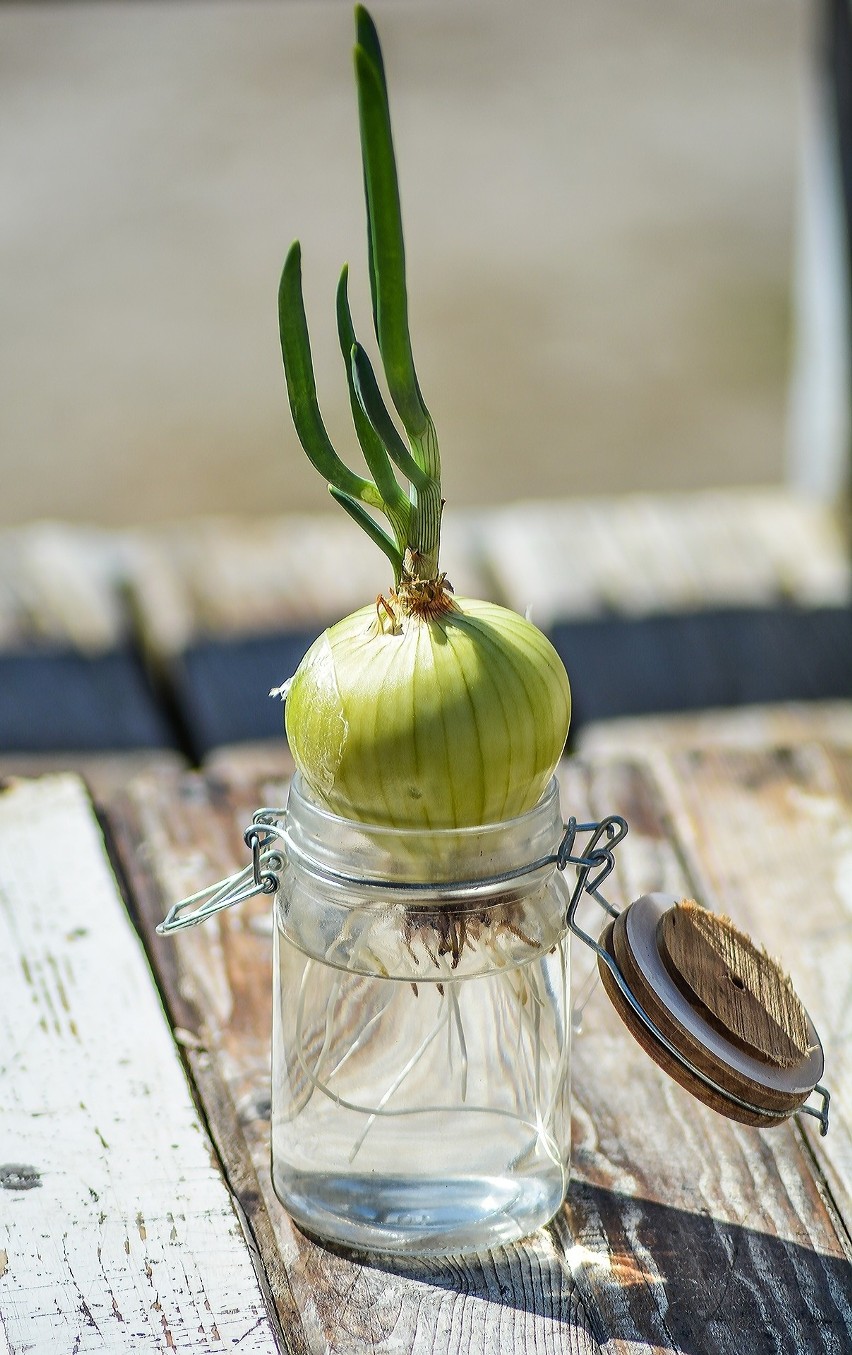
[0, 525, 180, 753]
[0, 775, 281, 1354]
[202, 740, 295, 784]
[0, 750, 187, 808]
[0, 523, 132, 653]
[481, 489, 850, 627]
[1, 493, 845, 659]
[107, 758, 852, 1354]
[643, 742, 852, 1244]
[578, 700, 852, 759]
[127, 510, 493, 661]
[125, 511, 494, 758]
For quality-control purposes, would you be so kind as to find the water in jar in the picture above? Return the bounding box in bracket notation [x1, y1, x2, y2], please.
[271, 914, 571, 1255]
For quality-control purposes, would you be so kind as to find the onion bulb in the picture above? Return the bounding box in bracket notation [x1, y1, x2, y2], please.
[277, 8, 571, 829]
[285, 589, 570, 828]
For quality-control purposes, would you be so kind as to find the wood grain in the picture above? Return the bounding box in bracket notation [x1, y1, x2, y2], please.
[598, 896, 822, 1126]
[0, 494, 845, 660]
[556, 758, 852, 1354]
[658, 902, 812, 1066]
[107, 753, 852, 1353]
[0, 775, 282, 1353]
[0, 750, 186, 808]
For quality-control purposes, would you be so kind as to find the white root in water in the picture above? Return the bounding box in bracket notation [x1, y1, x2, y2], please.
[284, 894, 568, 1166]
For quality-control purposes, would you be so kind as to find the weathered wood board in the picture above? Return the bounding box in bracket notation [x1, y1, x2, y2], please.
[126, 509, 493, 660]
[560, 758, 852, 1353]
[642, 743, 852, 1243]
[0, 750, 187, 808]
[109, 752, 852, 1354]
[1, 496, 847, 757]
[0, 522, 132, 653]
[579, 701, 852, 758]
[1, 491, 847, 660]
[481, 490, 851, 626]
[0, 775, 281, 1354]
[202, 740, 295, 783]
[0, 525, 181, 753]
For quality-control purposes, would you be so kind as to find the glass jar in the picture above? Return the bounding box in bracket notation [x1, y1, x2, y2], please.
[160, 772, 832, 1255]
[271, 773, 572, 1255]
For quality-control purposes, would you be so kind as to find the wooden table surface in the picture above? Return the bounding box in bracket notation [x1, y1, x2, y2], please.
[2, 734, 852, 1354]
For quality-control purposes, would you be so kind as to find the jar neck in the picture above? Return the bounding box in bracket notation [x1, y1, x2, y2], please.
[283, 773, 564, 897]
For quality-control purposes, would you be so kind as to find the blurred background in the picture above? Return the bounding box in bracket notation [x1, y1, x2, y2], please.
[1, 0, 850, 767]
[1, 0, 841, 523]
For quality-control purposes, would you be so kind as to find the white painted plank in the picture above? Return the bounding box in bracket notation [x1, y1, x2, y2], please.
[0, 775, 280, 1354]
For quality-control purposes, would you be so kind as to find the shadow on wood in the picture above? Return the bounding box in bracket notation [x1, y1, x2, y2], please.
[561, 1181, 852, 1353]
[281, 1180, 852, 1353]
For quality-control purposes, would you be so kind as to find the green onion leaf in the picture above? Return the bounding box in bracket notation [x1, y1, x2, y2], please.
[329, 487, 403, 584]
[336, 265, 411, 546]
[350, 342, 431, 492]
[355, 7, 383, 336]
[354, 21, 430, 442]
[355, 4, 386, 84]
[279, 241, 382, 509]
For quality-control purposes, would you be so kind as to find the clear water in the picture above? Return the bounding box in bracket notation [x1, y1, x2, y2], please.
[271, 937, 571, 1255]
[275, 1166, 567, 1255]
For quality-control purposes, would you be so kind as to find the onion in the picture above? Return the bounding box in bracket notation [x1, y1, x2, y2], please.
[277, 7, 571, 829]
[285, 592, 570, 828]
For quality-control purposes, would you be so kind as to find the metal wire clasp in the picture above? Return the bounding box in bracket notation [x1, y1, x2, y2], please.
[155, 808, 288, 935]
[556, 813, 629, 924]
[560, 816, 831, 1137]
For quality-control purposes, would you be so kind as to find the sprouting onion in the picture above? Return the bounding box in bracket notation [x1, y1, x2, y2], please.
[278, 5, 571, 830]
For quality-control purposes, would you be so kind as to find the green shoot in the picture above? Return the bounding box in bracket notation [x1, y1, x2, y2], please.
[279, 243, 381, 512]
[278, 6, 443, 586]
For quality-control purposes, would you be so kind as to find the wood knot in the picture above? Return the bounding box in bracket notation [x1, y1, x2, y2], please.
[0, 1163, 42, 1191]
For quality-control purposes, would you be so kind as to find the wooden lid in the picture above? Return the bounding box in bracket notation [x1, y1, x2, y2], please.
[597, 893, 824, 1126]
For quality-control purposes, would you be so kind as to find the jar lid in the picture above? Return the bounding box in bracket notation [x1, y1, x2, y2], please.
[596, 893, 825, 1127]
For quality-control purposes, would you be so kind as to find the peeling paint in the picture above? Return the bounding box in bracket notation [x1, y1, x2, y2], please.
[0, 773, 279, 1350]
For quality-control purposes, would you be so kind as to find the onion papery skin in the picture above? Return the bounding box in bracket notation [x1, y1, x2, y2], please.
[284, 595, 571, 829]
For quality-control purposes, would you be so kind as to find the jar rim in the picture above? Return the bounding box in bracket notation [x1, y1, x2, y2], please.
[289, 771, 561, 839]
